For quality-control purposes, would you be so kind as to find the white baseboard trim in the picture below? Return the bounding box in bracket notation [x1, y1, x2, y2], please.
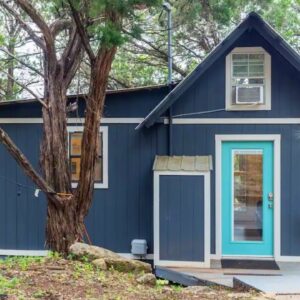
[118, 253, 153, 260]
[276, 256, 300, 262]
[0, 249, 154, 260]
[0, 250, 48, 256]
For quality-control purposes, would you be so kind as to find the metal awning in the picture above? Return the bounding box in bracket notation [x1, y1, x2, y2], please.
[153, 155, 213, 172]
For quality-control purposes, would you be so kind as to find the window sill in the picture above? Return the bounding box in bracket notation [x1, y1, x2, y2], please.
[226, 104, 271, 111]
[71, 182, 108, 189]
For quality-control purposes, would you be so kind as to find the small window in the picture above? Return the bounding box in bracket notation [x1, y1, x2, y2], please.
[226, 47, 271, 110]
[68, 126, 108, 189]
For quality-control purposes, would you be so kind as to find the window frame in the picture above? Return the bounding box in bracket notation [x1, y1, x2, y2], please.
[68, 126, 108, 189]
[225, 47, 271, 111]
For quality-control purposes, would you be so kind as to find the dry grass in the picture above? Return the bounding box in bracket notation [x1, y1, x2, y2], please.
[0, 254, 270, 300]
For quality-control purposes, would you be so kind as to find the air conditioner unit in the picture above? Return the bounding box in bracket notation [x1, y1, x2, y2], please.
[236, 85, 264, 104]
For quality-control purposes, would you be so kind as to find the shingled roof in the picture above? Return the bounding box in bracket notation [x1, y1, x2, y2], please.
[153, 155, 213, 172]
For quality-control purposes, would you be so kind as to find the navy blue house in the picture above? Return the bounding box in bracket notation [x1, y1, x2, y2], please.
[1, 12, 300, 266]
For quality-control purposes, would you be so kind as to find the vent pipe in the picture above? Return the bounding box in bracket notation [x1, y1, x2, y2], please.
[163, 2, 173, 155]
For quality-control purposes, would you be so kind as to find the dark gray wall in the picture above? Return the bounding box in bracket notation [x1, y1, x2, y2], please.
[159, 175, 205, 262]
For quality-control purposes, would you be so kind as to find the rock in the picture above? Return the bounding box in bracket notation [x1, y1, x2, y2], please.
[92, 258, 107, 270]
[104, 257, 152, 274]
[136, 273, 157, 286]
[69, 243, 152, 274]
[227, 293, 253, 299]
[69, 242, 121, 261]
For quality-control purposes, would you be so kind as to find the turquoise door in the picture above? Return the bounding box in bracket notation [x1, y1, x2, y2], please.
[222, 141, 274, 256]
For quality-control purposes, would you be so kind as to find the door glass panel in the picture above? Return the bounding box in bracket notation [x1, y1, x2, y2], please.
[233, 149, 263, 241]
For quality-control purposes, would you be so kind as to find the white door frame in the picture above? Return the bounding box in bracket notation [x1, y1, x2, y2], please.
[153, 171, 211, 268]
[215, 134, 281, 260]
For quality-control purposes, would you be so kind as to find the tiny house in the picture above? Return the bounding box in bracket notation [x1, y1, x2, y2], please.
[0, 12, 300, 267]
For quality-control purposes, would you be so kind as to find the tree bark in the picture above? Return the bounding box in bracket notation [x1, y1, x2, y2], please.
[75, 48, 117, 224]
[40, 53, 83, 254]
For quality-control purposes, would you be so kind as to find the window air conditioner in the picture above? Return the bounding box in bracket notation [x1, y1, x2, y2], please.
[236, 85, 264, 104]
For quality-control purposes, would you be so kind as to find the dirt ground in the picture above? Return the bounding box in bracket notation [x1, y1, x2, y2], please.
[0, 255, 272, 299]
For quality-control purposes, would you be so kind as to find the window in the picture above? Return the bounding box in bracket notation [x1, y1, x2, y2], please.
[68, 126, 108, 189]
[226, 47, 271, 110]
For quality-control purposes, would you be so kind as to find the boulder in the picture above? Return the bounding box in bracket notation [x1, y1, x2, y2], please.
[69, 242, 121, 261]
[92, 258, 107, 270]
[104, 257, 152, 273]
[69, 243, 152, 273]
[136, 273, 157, 286]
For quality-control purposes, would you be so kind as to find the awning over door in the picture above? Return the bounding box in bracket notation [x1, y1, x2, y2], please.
[153, 155, 213, 172]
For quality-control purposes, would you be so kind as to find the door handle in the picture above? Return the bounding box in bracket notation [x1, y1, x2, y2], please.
[268, 203, 273, 209]
[268, 192, 274, 201]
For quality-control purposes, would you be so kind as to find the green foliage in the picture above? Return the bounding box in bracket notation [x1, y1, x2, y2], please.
[0, 275, 20, 294]
[48, 251, 62, 259]
[0, 256, 45, 271]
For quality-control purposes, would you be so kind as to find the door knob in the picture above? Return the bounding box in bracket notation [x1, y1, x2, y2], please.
[268, 192, 274, 201]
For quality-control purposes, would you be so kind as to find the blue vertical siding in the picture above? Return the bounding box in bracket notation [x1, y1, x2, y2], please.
[84, 124, 168, 253]
[171, 124, 300, 256]
[0, 124, 46, 250]
[159, 175, 205, 262]
[171, 29, 300, 119]
[1, 122, 300, 257]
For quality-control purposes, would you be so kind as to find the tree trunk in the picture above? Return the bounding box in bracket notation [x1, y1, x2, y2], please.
[75, 48, 117, 224]
[40, 58, 83, 254]
[40, 48, 116, 253]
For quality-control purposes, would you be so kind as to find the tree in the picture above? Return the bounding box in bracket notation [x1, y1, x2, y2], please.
[109, 0, 300, 87]
[0, 0, 160, 254]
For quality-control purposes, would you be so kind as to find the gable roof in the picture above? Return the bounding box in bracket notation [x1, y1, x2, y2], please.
[136, 12, 300, 129]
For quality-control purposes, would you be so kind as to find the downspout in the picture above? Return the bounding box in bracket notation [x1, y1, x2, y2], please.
[163, 2, 173, 156]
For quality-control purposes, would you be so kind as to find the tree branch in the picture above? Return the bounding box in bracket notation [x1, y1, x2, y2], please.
[0, 0, 45, 49]
[67, 0, 95, 62]
[50, 19, 72, 37]
[0, 128, 62, 205]
[0, 67, 48, 108]
[0, 47, 44, 77]
[60, 28, 83, 87]
[14, 0, 53, 51]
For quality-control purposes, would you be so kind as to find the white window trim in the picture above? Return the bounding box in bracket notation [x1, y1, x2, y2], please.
[68, 126, 108, 189]
[226, 47, 271, 111]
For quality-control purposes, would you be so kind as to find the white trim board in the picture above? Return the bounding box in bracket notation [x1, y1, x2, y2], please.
[154, 170, 211, 268]
[118, 253, 154, 260]
[0, 250, 48, 256]
[0, 118, 144, 124]
[0, 250, 154, 260]
[164, 118, 300, 125]
[1, 117, 300, 125]
[215, 134, 281, 261]
[68, 126, 109, 189]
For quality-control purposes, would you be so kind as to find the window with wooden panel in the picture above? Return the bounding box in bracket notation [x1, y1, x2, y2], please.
[68, 126, 108, 189]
